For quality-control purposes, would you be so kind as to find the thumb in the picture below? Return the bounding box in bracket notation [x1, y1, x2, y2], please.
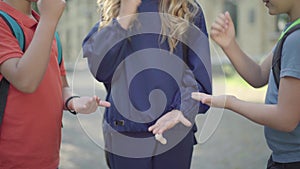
[179, 115, 192, 127]
[99, 100, 111, 108]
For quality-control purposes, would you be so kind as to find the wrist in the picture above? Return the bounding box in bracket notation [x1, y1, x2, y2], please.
[118, 7, 137, 18]
[225, 95, 237, 109]
[222, 39, 237, 52]
[65, 96, 80, 115]
[172, 109, 181, 114]
[116, 15, 135, 30]
[117, 11, 137, 30]
[39, 16, 60, 27]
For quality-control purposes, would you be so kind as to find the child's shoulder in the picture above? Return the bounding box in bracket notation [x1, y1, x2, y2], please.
[281, 29, 300, 64]
[284, 29, 300, 49]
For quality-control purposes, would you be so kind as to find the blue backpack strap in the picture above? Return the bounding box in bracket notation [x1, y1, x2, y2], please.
[0, 10, 26, 125]
[55, 32, 63, 66]
[0, 10, 25, 52]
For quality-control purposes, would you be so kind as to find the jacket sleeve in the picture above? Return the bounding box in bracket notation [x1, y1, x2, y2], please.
[169, 9, 212, 119]
[82, 19, 130, 83]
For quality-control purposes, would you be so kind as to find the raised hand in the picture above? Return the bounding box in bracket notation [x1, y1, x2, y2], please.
[210, 12, 236, 49]
[38, 0, 66, 23]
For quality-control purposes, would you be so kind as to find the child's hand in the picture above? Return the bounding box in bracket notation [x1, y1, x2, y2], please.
[38, 0, 66, 22]
[71, 96, 111, 114]
[117, 0, 142, 29]
[191, 92, 235, 109]
[210, 12, 236, 49]
[148, 110, 192, 135]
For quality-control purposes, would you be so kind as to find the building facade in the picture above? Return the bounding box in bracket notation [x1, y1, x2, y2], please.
[57, 0, 99, 65]
[57, 0, 284, 64]
[199, 0, 283, 61]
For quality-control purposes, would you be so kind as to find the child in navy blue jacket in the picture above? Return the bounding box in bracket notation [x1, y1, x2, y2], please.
[83, 0, 212, 168]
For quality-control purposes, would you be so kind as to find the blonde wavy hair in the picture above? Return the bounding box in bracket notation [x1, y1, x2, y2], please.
[97, 0, 200, 52]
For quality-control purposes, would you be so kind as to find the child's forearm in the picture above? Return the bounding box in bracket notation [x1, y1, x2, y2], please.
[226, 96, 298, 132]
[1, 20, 59, 93]
[0, 1, 65, 93]
[17, 20, 59, 87]
[222, 40, 267, 88]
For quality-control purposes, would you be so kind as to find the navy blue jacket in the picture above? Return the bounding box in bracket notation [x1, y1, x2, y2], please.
[82, 0, 212, 132]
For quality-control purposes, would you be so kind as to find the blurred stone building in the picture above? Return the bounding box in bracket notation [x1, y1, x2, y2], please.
[56, 0, 99, 66]
[57, 0, 285, 65]
[198, 0, 284, 62]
